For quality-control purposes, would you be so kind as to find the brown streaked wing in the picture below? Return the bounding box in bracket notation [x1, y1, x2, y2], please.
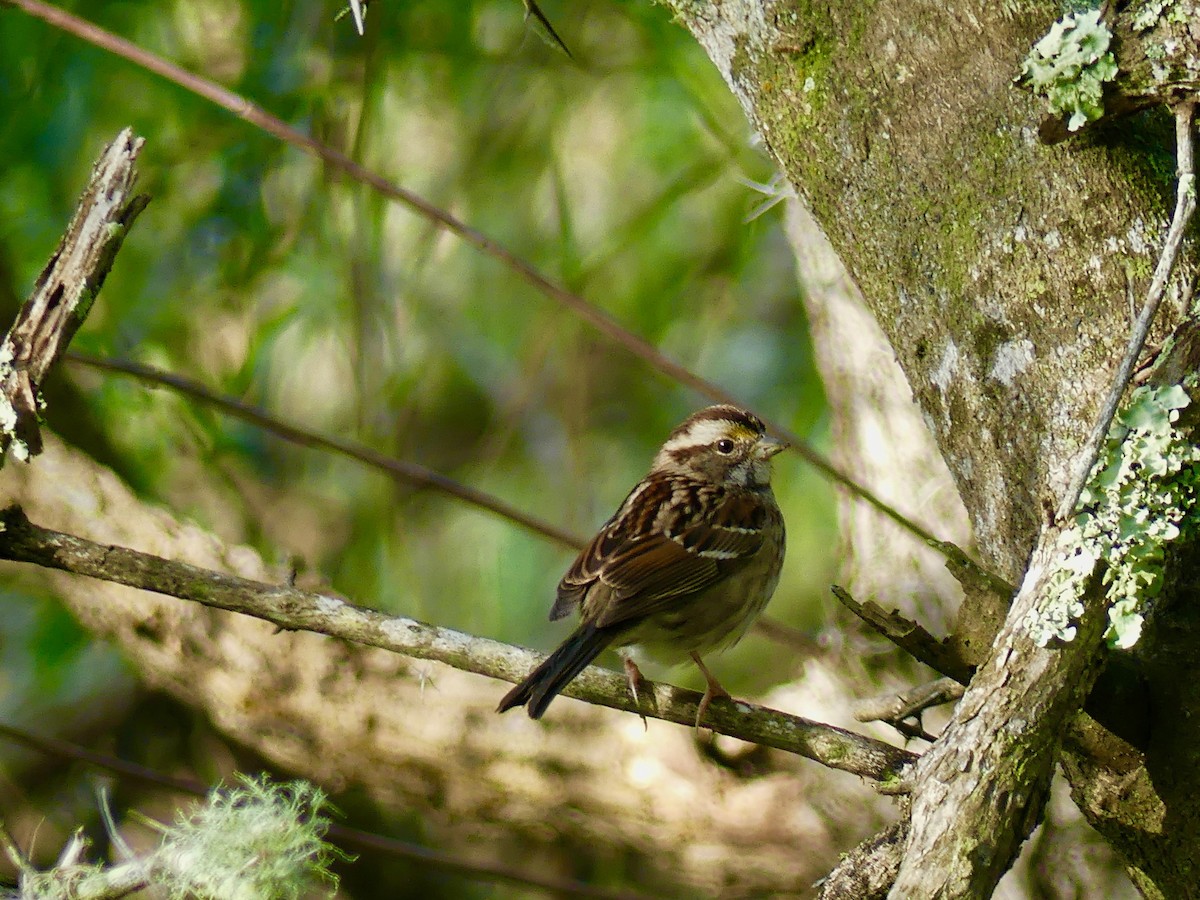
[588, 491, 769, 628]
[550, 479, 665, 620]
[549, 524, 621, 620]
[550, 477, 770, 628]
[590, 535, 723, 627]
[673, 492, 766, 559]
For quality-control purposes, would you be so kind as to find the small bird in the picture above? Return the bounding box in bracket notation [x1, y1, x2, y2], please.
[497, 405, 787, 726]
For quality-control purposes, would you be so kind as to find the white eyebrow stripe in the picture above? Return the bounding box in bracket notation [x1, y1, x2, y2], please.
[661, 418, 732, 452]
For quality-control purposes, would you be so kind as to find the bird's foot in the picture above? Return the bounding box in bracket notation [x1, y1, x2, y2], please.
[690, 652, 732, 729]
[623, 656, 651, 730]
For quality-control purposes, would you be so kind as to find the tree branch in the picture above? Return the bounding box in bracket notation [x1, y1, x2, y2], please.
[888, 98, 1199, 898]
[0, 505, 916, 784]
[1056, 101, 1197, 521]
[888, 525, 1109, 897]
[63, 351, 585, 550]
[816, 819, 907, 900]
[0, 128, 147, 463]
[831, 585, 973, 685]
[853, 677, 964, 739]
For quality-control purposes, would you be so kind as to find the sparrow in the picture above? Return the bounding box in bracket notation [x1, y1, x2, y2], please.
[497, 405, 786, 726]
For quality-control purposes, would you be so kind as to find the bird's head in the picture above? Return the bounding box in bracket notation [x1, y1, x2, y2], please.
[652, 405, 787, 489]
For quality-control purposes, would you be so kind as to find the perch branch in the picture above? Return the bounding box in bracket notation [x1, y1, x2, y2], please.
[0, 128, 147, 464]
[0, 506, 917, 785]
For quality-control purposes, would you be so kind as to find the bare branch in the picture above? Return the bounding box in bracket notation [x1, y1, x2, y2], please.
[831, 585, 973, 685]
[64, 351, 585, 550]
[889, 523, 1109, 897]
[854, 677, 964, 730]
[1057, 101, 1197, 521]
[0, 505, 917, 784]
[0, 129, 147, 464]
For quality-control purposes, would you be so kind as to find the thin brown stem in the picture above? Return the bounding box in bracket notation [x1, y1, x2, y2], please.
[831, 585, 974, 685]
[64, 350, 585, 550]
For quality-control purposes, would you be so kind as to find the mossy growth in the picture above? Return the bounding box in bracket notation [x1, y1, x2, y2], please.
[24, 775, 345, 899]
[1018, 8, 1118, 132]
[1026, 383, 1200, 649]
[154, 775, 345, 899]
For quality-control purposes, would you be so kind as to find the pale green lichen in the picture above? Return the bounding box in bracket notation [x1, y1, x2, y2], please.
[1018, 8, 1118, 132]
[1132, 0, 1173, 31]
[20, 776, 343, 900]
[154, 775, 342, 900]
[1026, 384, 1200, 648]
[0, 344, 20, 463]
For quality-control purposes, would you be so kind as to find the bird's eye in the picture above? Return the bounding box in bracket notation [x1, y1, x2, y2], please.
[716, 438, 735, 454]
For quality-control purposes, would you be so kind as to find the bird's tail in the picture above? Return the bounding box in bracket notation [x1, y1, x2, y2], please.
[497, 624, 617, 719]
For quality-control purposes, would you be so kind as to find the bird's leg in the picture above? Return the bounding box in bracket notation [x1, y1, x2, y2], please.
[622, 655, 650, 729]
[690, 652, 731, 728]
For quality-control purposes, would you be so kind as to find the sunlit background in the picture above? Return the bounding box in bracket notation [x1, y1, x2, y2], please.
[1, 0, 839, 894]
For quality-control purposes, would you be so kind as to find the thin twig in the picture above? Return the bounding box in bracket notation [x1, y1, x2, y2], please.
[61, 350, 826, 651]
[0, 822, 34, 876]
[0, 506, 918, 785]
[63, 351, 585, 550]
[2, 0, 992, 578]
[0, 722, 657, 900]
[831, 585, 974, 685]
[1057, 101, 1197, 521]
[853, 676, 964, 738]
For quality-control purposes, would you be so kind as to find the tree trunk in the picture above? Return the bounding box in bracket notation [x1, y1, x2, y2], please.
[670, 0, 1199, 896]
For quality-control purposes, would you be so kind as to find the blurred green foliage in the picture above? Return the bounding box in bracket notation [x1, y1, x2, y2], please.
[1, 0, 833, 713]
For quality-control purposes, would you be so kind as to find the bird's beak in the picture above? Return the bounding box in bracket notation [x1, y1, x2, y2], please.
[758, 435, 788, 459]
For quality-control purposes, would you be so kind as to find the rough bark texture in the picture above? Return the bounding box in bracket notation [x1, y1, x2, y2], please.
[787, 202, 973, 639]
[672, 0, 1200, 896]
[676, 0, 1195, 580]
